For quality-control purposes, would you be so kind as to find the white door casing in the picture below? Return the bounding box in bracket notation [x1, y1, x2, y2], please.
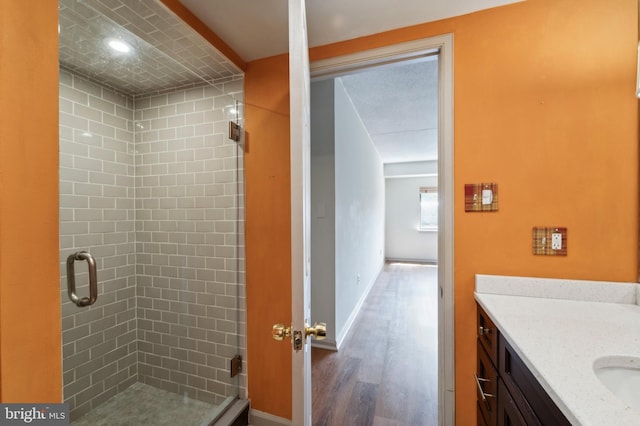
[289, 0, 312, 424]
[308, 35, 455, 425]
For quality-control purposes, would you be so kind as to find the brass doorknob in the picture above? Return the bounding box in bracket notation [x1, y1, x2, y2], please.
[272, 323, 291, 341]
[305, 322, 327, 340]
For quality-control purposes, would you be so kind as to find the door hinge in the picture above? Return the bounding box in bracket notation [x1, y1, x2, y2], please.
[229, 121, 241, 142]
[230, 354, 242, 378]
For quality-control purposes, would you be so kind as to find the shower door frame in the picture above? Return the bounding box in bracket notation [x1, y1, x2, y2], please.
[56, 0, 247, 421]
[57, 74, 246, 421]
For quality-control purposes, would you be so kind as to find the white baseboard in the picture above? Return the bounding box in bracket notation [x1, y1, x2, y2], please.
[335, 262, 383, 350]
[249, 409, 291, 426]
[385, 257, 438, 265]
[311, 338, 337, 351]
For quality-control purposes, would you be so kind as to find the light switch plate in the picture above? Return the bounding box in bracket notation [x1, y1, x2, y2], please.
[465, 183, 498, 212]
[533, 227, 567, 256]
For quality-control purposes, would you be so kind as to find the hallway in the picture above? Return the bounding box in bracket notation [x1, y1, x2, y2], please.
[311, 262, 438, 425]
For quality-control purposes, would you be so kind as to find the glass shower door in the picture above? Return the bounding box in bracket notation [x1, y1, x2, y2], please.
[58, 0, 245, 424]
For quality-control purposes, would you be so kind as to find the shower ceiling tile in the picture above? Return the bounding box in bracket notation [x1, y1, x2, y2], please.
[59, 0, 242, 96]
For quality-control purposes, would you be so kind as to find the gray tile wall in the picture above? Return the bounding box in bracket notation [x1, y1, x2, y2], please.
[60, 70, 245, 421]
[134, 80, 246, 406]
[60, 68, 137, 420]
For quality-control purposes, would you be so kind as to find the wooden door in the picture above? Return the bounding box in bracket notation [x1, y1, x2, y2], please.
[289, 0, 312, 424]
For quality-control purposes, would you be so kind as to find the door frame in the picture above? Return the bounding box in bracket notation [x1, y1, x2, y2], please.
[308, 34, 455, 425]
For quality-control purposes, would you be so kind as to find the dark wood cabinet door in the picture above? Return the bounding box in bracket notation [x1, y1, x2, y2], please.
[499, 335, 570, 426]
[497, 378, 527, 426]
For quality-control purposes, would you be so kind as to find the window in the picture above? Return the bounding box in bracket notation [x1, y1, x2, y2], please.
[419, 187, 438, 231]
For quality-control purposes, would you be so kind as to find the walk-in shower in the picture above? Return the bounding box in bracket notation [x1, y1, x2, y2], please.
[58, 1, 246, 424]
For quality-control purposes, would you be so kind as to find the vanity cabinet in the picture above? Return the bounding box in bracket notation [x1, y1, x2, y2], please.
[476, 306, 498, 425]
[476, 304, 571, 426]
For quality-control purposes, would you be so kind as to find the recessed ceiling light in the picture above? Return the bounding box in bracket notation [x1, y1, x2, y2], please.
[107, 39, 132, 54]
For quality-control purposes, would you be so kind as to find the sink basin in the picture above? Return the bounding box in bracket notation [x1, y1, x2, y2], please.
[593, 356, 640, 412]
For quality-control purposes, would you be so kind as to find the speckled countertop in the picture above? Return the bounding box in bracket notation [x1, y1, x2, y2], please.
[475, 274, 640, 426]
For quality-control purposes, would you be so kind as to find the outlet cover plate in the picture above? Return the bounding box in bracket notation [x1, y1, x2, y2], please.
[532, 227, 567, 256]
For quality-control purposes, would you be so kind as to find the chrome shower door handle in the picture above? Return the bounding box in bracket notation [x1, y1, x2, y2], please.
[66, 251, 98, 307]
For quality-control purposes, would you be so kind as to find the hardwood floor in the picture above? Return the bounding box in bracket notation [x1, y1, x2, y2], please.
[312, 262, 438, 426]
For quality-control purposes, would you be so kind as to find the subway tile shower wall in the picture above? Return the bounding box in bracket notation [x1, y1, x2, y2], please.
[59, 68, 246, 421]
[134, 79, 245, 406]
[60, 68, 137, 420]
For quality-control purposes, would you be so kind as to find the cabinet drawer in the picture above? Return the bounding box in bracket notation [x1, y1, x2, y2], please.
[476, 342, 498, 425]
[477, 305, 498, 363]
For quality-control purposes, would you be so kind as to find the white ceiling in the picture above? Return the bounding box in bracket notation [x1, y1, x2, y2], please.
[338, 58, 439, 163]
[178, 0, 522, 62]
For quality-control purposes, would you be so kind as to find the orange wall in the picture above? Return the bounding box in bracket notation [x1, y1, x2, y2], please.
[0, 2, 61, 402]
[244, 0, 638, 422]
[244, 55, 293, 417]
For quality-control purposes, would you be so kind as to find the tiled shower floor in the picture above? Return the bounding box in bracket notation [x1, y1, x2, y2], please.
[72, 382, 220, 426]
